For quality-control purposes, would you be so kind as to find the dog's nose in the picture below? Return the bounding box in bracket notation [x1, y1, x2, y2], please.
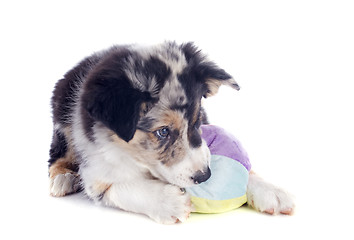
[192, 167, 211, 184]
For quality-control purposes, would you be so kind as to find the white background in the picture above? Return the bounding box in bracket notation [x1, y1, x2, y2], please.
[1, 0, 353, 239]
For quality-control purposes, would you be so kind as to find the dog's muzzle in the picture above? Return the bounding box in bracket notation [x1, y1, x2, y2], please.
[191, 167, 211, 184]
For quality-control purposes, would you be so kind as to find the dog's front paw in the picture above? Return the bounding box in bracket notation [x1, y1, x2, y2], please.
[150, 185, 191, 224]
[247, 175, 295, 215]
[49, 172, 81, 197]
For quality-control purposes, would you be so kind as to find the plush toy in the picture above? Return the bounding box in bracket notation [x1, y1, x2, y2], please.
[185, 125, 251, 213]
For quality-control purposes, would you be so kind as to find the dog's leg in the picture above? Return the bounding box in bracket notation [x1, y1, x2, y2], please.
[86, 180, 191, 224]
[247, 171, 295, 215]
[48, 128, 80, 197]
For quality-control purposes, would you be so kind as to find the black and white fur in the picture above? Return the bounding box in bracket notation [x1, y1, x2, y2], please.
[49, 42, 294, 224]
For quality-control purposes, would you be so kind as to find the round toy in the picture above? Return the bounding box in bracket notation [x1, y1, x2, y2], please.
[185, 125, 251, 213]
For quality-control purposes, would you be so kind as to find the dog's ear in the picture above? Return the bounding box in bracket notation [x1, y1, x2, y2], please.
[200, 61, 240, 98]
[181, 42, 240, 98]
[82, 76, 152, 142]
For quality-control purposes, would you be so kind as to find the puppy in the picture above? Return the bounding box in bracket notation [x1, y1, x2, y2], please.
[48, 42, 294, 223]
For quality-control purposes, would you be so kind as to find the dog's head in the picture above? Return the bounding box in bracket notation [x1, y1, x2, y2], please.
[82, 42, 239, 187]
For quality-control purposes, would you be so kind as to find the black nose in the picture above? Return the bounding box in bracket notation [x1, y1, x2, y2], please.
[192, 167, 211, 184]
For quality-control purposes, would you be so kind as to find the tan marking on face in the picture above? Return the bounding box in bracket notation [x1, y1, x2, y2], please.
[158, 110, 184, 130]
[157, 110, 188, 165]
[110, 110, 188, 168]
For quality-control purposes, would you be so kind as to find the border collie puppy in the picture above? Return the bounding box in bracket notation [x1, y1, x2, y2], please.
[48, 42, 294, 223]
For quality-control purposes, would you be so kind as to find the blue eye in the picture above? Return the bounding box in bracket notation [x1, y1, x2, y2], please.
[156, 127, 169, 139]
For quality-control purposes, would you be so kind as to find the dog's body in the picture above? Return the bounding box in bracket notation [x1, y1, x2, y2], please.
[49, 42, 294, 223]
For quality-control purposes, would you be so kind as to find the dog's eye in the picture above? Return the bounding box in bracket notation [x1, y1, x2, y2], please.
[155, 127, 170, 140]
